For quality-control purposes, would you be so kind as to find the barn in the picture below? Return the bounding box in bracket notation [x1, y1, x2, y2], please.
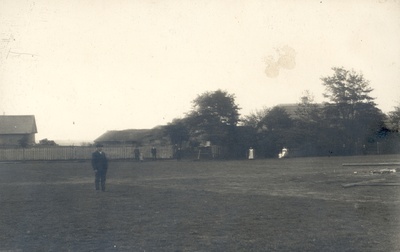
[0, 115, 38, 147]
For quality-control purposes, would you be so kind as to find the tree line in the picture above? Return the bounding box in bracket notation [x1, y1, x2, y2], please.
[163, 67, 400, 158]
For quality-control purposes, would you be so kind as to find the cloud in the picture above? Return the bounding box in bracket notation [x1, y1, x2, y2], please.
[265, 45, 296, 78]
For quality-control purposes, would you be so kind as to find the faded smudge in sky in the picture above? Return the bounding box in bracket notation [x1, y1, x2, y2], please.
[265, 45, 296, 78]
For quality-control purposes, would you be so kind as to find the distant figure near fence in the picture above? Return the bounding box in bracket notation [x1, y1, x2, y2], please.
[134, 146, 140, 161]
[279, 147, 289, 158]
[91, 144, 108, 192]
[176, 147, 182, 161]
[151, 146, 157, 160]
[248, 147, 255, 160]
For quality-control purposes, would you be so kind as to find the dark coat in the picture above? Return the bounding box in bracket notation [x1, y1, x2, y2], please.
[91, 151, 108, 171]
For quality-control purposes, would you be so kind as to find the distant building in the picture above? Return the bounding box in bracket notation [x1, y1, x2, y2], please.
[276, 103, 324, 119]
[94, 126, 170, 146]
[0, 115, 38, 147]
[276, 103, 301, 117]
[94, 127, 174, 159]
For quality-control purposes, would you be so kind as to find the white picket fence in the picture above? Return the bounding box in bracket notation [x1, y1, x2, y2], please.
[0, 145, 174, 161]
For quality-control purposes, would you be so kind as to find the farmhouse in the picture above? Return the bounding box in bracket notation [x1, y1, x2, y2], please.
[0, 115, 38, 147]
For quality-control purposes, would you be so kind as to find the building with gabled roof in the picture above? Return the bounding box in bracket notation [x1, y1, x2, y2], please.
[94, 126, 169, 146]
[0, 115, 37, 147]
[94, 126, 174, 159]
[276, 103, 325, 119]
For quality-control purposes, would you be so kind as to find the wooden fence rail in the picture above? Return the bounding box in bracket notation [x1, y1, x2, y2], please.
[0, 146, 174, 161]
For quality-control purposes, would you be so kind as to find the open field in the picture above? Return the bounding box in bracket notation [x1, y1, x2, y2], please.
[1, 155, 400, 251]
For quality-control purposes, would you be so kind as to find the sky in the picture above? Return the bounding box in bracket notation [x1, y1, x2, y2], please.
[1, 0, 399, 143]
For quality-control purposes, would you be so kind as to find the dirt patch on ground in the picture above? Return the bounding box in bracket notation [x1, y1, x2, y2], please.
[1, 155, 400, 251]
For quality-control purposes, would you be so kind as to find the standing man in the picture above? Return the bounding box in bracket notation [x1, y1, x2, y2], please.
[92, 143, 108, 192]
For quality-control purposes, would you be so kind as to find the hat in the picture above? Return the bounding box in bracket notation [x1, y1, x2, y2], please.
[96, 143, 104, 147]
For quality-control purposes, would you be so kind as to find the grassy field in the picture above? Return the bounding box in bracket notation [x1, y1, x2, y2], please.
[1, 155, 400, 251]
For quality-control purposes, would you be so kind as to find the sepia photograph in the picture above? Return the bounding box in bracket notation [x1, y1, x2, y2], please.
[1, 0, 399, 251]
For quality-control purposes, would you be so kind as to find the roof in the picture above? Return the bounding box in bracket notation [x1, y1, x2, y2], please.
[0, 115, 38, 134]
[276, 104, 299, 117]
[94, 126, 166, 143]
[276, 103, 324, 118]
